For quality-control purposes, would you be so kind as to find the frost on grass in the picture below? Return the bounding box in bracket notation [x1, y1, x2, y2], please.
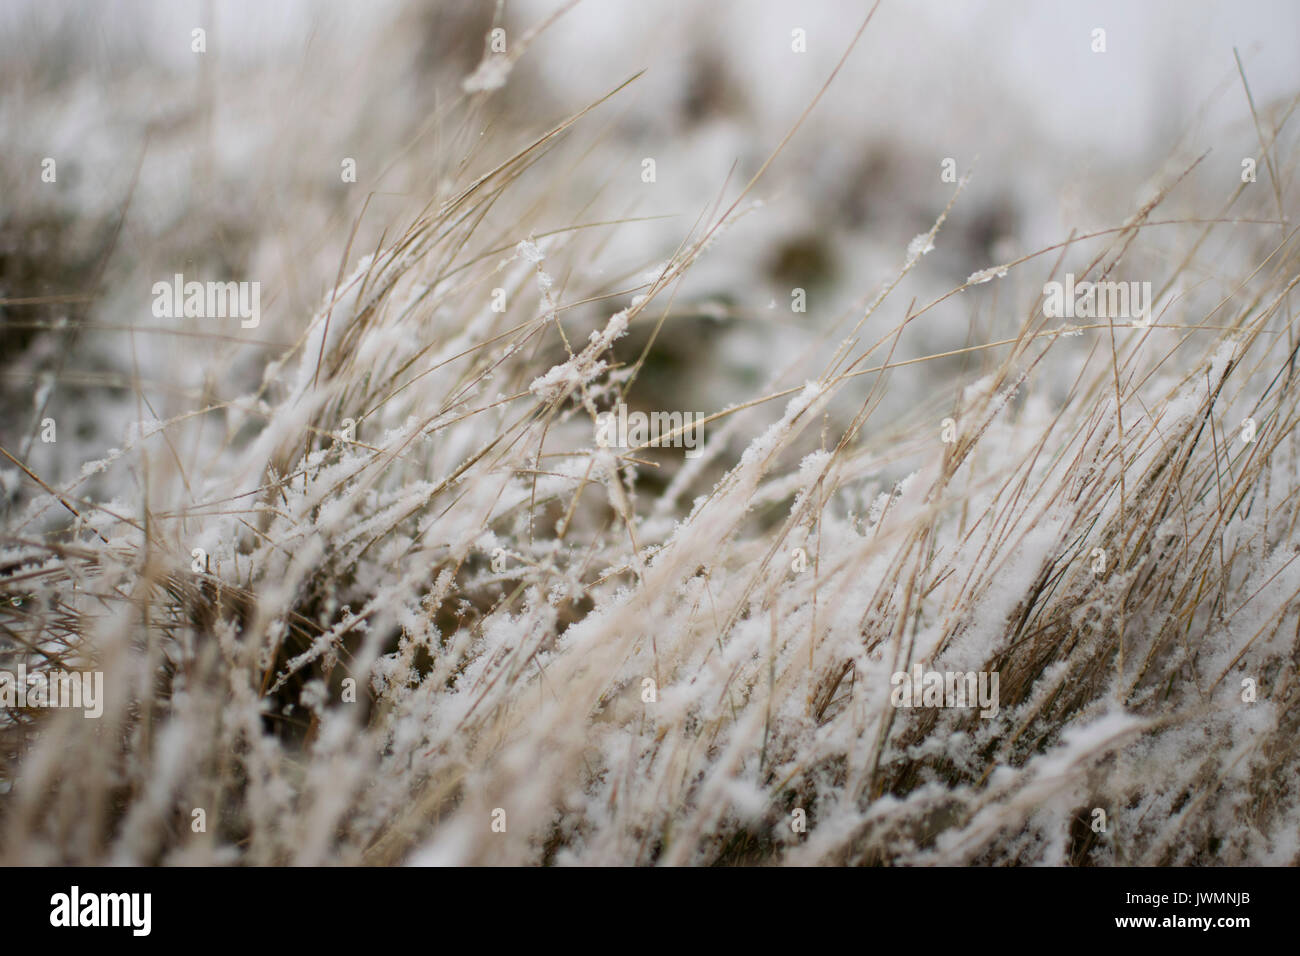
[967, 264, 1010, 285]
[905, 231, 935, 266]
[4, 34, 1300, 870]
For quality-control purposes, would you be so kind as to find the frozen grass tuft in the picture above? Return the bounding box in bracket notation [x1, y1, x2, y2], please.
[4, 8, 1300, 866]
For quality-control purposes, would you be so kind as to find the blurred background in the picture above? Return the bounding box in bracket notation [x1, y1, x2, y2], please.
[2, 0, 1297, 503]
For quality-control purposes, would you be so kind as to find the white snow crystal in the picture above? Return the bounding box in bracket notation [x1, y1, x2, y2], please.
[906, 232, 935, 262]
[966, 265, 1009, 285]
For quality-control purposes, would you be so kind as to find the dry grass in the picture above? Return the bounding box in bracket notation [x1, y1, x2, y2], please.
[3, 10, 1300, 866]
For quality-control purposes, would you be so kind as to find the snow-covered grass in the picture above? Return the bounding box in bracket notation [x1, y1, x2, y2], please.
[3, 3, 1300, 866]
